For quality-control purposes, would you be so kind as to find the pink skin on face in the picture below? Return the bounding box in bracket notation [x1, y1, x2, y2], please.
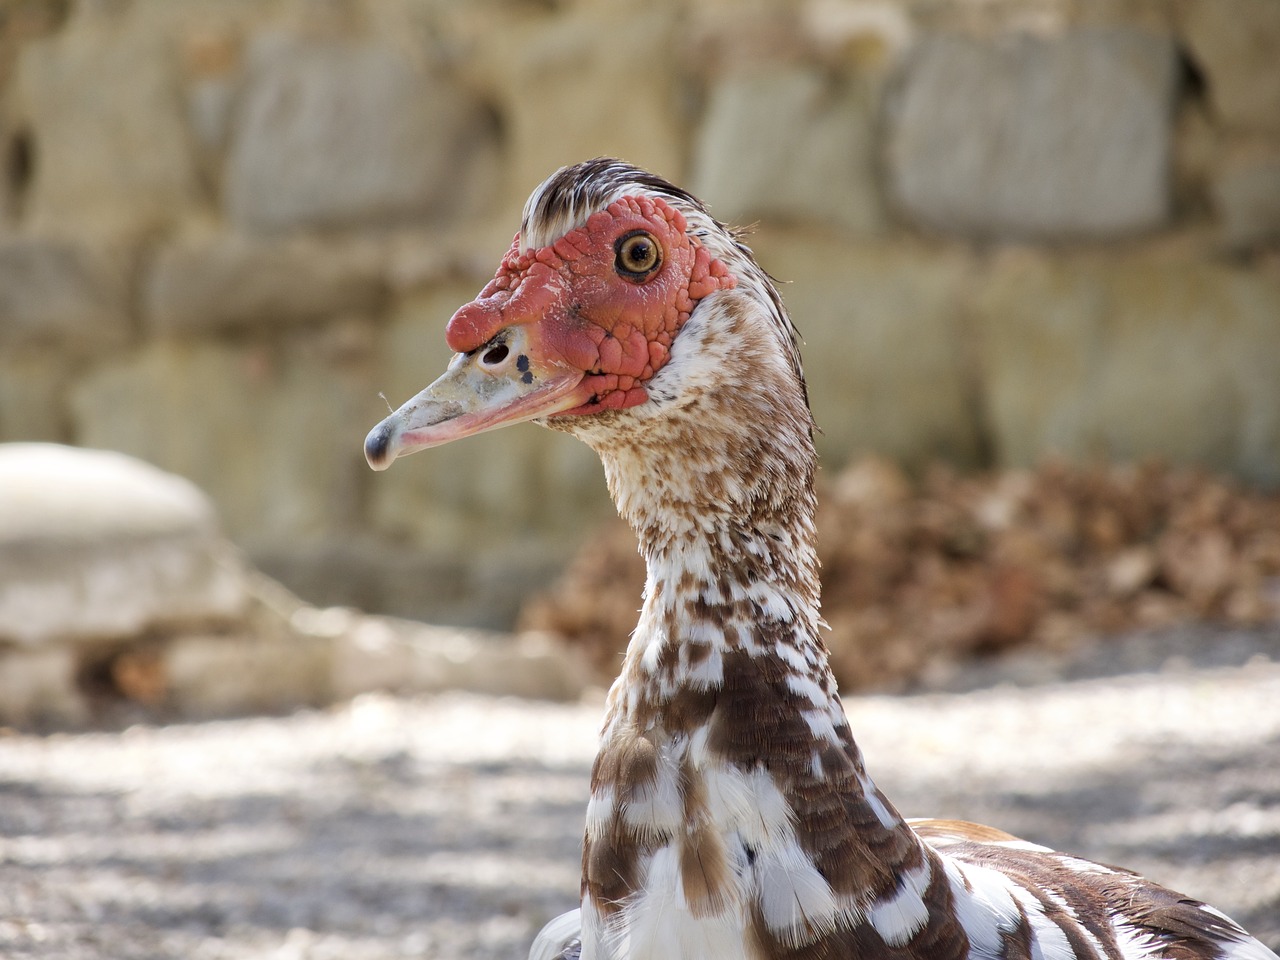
[445, 194, 737, 415]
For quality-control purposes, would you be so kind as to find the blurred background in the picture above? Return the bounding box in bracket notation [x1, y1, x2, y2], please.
[0, 0, 1277, 683]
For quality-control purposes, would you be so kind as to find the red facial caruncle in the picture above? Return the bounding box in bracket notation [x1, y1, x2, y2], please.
[445, 194, 736, 415]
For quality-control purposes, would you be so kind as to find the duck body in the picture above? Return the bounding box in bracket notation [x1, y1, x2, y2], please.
[365, 159, 1276, 960]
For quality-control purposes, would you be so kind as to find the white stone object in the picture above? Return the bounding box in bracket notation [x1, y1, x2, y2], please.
[0, 444, 248, 647]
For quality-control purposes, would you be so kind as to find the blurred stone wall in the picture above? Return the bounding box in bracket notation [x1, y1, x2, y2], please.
[0, 0, 1277, 628]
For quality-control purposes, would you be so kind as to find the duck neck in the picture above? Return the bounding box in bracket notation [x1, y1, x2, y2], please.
[570, 298, 936, 948]
[592, 341, 825, 700]
[588, 373, 929, 921]
[581, 324, 864, 767]
[618, 451, 826, 713]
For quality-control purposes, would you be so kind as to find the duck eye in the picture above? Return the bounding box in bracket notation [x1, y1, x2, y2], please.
[614, 231, 662, 281]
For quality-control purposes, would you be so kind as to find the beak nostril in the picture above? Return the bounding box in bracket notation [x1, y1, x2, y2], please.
[481, 344, 510, 367]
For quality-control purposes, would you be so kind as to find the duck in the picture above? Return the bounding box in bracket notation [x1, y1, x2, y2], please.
[364, 158, 1277, 960]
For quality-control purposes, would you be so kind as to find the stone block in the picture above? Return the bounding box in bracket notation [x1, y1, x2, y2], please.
[1212, 147, 1280, 250]
[748, 227, 983, 469]
[70, 336, 374, 550]
[0, 647, 86, 728]
[691, 65, 884, 235]
[145, 233, 387, 334]
[0, 349, 72, 443]
[976, 253, 1280, 487]
[14, 7, 201, 234]
[164, 630, 333, 718]
[886, 28, 1178, 239]
[328, 612, 592, 702]
[225, 33, 500, 233]
[259, 536, 580, 631]
[1179, 0, 1280, 134]
[0, 233, 132, 351]
[458, 3, 685, 213]
[0, 444, 248, 647]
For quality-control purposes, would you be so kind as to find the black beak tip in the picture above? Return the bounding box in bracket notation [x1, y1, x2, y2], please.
[364, 422, 395, 471]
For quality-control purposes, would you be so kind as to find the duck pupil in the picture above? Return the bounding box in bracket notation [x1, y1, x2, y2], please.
[483, 344, 509, 365]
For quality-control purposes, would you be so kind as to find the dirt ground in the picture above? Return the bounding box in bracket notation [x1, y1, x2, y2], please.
[1, 625, 1278, 960]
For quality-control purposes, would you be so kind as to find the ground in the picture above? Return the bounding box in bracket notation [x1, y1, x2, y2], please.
[1, 626, 1278, 959]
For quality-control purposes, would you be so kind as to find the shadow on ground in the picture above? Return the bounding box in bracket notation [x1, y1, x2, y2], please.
[1, 633, 1278, 958]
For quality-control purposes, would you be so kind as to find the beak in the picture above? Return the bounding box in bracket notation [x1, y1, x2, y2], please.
[364, 324, 592, 470]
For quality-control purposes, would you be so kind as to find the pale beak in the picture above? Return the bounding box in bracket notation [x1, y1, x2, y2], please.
[364, 325, 591, 471]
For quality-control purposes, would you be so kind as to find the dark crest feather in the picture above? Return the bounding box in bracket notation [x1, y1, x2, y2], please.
[521, 158, 706, 240]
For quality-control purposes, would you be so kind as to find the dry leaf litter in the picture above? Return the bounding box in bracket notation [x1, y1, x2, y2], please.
[520, 459, 1280, 691]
